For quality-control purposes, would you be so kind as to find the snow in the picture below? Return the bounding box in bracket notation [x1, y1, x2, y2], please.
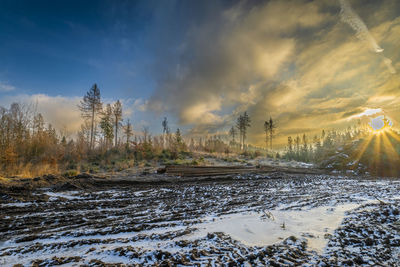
[44, 191, 83, 200]
[0, 202, 34, 208]
[190, 203, 364, 252]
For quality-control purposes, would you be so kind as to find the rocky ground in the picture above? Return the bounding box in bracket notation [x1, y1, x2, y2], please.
[0, 171, 399, 266]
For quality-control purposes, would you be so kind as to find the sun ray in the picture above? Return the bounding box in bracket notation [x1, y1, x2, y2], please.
[352, 133, 374, 165]
[385, 129, 400, 143]
[380, 132, 400, 176]
[372, 133, 381, 174]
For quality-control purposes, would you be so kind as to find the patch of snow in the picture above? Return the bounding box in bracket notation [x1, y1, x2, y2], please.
[44, 191, 83, 200]
[191, 203, 363, 252]
[0, 202, 34, 208]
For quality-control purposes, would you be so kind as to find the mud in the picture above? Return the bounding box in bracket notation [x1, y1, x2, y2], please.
[0, 173, 399, 266]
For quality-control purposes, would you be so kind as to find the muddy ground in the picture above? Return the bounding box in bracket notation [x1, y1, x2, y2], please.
[0, 169, 399, 266]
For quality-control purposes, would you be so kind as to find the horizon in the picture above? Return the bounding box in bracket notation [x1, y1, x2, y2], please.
[0, 0, 399, 148]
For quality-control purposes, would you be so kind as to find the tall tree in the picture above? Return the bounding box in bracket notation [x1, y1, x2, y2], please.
[113, 100, 123, 147]
[99, 104, 114, 149]
[268, 117, 277, 151]
[242, 112, 251, 150]
[78, 84, 102, 150]
[229, 126, 237, 144]
[236, 112, 251, 150]
[175, 128, 182, 144]
[123, 119, 133, 148]
[236, 114, 244, 149]
[162, 117, 170, 149]
[264, 120, 270, 154]
[287, 136, 293, 155]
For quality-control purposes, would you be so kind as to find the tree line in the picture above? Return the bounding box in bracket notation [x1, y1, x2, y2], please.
[0, 83, 282, 177]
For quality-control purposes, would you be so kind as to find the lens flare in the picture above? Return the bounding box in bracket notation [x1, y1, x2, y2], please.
[369, 116, 393, 132]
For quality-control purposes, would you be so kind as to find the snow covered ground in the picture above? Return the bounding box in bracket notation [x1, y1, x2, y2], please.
[0, 174, 399, 266]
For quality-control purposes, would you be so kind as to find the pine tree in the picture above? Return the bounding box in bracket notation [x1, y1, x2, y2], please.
[78, 84, 102, 150]
[287, 136, 293, 159]
[236, 112, 251, 150]
[264, 120, 269, 154]
[113, 100, 123, 147]
[236, 115, 244, 149]
[229, 126, 237, 145]
[268, 117, 277, 151]
[242, 112, 251, 150]
[175, 128, 182, 144]
[123, 119, 133, 148]
[162, 117, 170, 149]
[99, 104, 114, 149]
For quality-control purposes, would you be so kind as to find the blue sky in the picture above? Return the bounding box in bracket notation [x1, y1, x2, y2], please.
[0, 0, 156, 99]
[0, 0, 399, 146]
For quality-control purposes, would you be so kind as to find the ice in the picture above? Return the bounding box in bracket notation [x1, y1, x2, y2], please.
[0, 202, 34, 208]
[44, 191, 83, 200]
[191, 203, 363, 252]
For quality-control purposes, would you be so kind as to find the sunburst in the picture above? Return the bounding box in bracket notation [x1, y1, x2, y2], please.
[354, 128, 400, 176]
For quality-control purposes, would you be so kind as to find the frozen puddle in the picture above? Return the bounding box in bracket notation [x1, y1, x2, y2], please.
[193, 203, 362, 252]
[44, 191, 83, 200]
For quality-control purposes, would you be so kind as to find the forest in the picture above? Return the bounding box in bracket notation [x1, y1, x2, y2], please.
[1, 83, 399, 178]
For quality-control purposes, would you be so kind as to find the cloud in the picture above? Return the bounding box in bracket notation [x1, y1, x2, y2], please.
[339, 0, 396, 74]
[148, 0, 332, 125]
[0, 82, 16, 92]
[0, 94, 83, 135]
[0, 94, 146, 136]
[346, 108, 383, 120]
[339, 0, 383, 53]
[144, 0, 400, 147]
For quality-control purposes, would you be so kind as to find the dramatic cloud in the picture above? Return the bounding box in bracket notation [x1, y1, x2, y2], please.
[339, 0, 383, 53]
[339, 0, 396, 74]
[147, 0, 400, 147]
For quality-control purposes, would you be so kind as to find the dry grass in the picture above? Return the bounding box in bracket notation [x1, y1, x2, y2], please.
[1, 162, 61, 178]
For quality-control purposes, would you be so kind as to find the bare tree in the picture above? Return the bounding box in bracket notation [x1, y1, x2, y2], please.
[78, 84, 102, 150]
[113, 100, 123, 147]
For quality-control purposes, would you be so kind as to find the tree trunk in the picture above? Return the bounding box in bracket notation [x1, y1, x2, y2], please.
[90, 106, 95, 150]
[114, 119, 118, 147]
[270, 134, 273, 151]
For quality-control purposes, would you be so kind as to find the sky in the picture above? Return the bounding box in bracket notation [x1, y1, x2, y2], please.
[0, 0, 399, 147]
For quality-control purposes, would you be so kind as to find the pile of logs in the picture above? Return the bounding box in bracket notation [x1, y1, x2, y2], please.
[159, 165, 260, 177]
[157, 165, 326, 177]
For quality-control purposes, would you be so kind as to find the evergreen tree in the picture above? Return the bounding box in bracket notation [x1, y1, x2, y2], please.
[162, 117, 170, 149]
[78, 84, 102, 150]
[113, 100, 123, 147]
[99, 104, 114, 149]
[264, 120, 269, 154]
[229, 126, 237, 144]
[268, 117, 277, 151]
[123, 119, 133, 148]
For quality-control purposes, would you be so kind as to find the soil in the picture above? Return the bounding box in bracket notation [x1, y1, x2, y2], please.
[0, 166, 399, 266]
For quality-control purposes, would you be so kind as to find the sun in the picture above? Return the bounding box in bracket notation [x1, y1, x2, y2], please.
[369, 115, 393, 134]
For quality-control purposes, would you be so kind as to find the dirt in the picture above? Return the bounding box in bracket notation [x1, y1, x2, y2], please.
[0, 168, 399, 266]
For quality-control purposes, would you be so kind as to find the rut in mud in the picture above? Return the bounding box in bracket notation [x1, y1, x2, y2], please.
[1, 174, 400, 266]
